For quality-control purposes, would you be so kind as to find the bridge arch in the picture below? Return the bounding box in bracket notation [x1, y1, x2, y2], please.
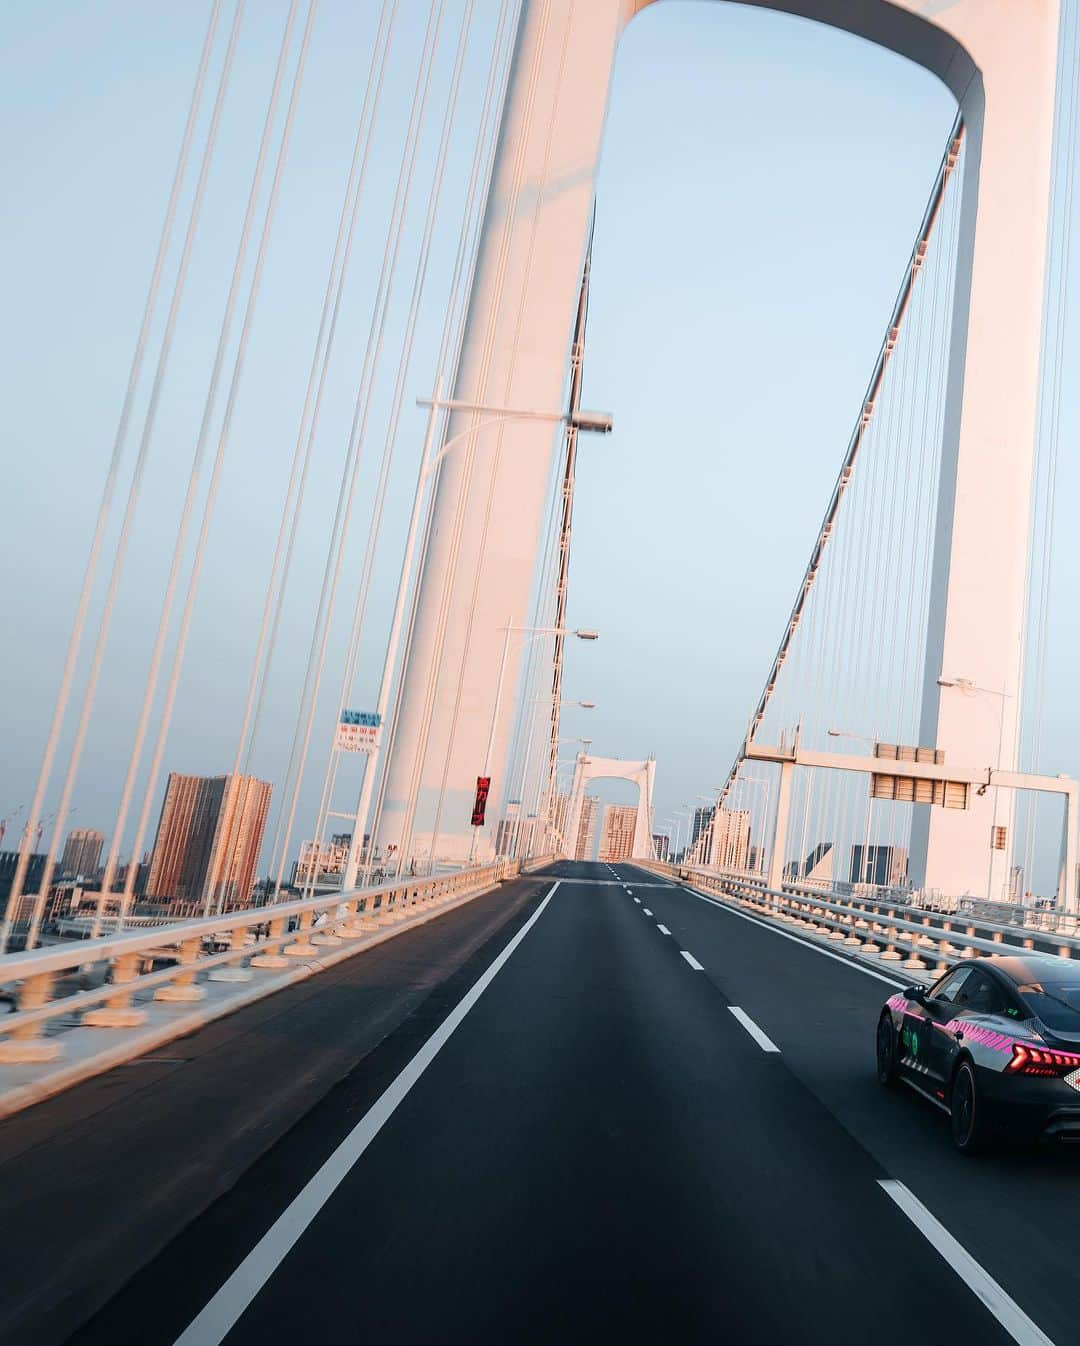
[379, 0, 1059, 901]
[566, 756, 657, 862]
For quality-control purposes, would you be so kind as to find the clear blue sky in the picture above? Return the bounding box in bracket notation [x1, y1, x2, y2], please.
[2, 2, 1077, 881]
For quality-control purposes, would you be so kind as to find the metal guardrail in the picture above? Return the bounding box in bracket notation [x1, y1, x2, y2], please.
[0, 861, 524, 1065]
[635, 859, 1080, 976]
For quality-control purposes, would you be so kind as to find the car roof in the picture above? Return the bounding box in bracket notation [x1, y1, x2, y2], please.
[966, 953, 1080, 986]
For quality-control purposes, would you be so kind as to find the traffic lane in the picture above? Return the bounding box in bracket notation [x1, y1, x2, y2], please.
[2, 873, 553, 1346]
[218, 873, 1013, 1346]
[631, 871, 1080, 1346]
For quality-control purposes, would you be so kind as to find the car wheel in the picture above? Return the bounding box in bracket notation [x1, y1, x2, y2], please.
[876, 1013, 898, 1086]
[950, 1060, 990, 1155]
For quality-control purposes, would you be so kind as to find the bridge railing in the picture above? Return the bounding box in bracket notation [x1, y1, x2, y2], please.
[634, 859, 1080, 975]
[0, 861, 522, 1067]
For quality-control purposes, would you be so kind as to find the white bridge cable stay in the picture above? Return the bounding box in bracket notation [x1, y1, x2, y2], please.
[379, 0, 553, 876]
[708, 117, 968, 891]
[1018, 1, 1079, 897]
[3, 0, 239, 953]
[233, 0, 400, 787]
[359, 0, 522, 888]
[90, 0, 313, 933]
[413, 0, 575, 874]
[310, 0, 524, 895]
[300, 0, 483, 900]
[266, 0, 450, 898]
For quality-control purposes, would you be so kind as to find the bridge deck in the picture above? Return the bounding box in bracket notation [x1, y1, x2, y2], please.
[4, 862, 1077, 1345]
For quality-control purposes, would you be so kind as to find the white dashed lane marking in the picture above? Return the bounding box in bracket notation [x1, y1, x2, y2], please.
[680, 951, 704, 971]
[729, 1006, 780, 1053]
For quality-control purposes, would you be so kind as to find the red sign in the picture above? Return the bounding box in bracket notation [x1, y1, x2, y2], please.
[471, 776, 491, 827]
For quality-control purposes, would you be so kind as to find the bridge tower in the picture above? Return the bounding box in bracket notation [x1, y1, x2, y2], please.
[377, 0, 1060, 897]
[565, 755, 656, 863]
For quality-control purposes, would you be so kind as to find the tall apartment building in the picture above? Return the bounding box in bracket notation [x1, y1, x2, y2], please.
[690, 806, 713, 852]
[573, 794, 599, 861]
[708, 808, 751, 871]
[599, 804, 637, 862]
[147, 773, 272, 908]
[60, 827, 105, 879]
[850, 844, 908, 888]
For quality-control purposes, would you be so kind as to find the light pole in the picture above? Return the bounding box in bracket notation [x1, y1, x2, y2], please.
[735, 777, 771, 876]
[828, 728, 877, 884]
[341, 384, 610, 892]
[469, 623, 599, 863]
[672, 810, 690, 862]
[525, 698, 595, 856]
[509, 710, 596, 859]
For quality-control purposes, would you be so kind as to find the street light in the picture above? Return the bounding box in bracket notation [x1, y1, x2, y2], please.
[734, 777, 771, 876]
[470, 623, 600, 862]
[827, 728, 875, 744]
[343, 380, 612, 890]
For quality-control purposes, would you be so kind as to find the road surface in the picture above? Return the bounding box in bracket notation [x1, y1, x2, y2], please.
[3, 861, 1078, 1344]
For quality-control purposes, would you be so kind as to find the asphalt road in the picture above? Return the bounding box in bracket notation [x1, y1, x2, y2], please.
[51, 860, 1078, 1346]
[0, 872, 551, 1346]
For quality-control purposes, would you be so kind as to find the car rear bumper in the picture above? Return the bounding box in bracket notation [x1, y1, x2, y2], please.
[981, 1077, 1080, 1141]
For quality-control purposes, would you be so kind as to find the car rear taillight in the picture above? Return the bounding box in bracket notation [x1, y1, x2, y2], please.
[1006, 1043, 1080, 1077]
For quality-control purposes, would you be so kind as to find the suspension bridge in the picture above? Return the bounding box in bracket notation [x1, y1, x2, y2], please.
[2, 1, 1079, 1343]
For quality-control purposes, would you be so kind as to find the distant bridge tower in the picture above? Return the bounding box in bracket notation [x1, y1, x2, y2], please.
[377, 0, 1060, 896]
[565, 755, 656, 862]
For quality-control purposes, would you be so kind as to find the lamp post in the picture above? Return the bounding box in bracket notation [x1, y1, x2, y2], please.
[735, 777, 771, 876]
[828, 728, 877, 884]
[469, 623, 599, 863]
[509, 711, 596, 860]
[342, 383, 610, 892]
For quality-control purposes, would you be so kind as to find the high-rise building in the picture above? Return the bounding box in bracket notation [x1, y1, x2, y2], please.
[599, 804, 637, 862]
[652, 833, 670, 862]
[60, 827, 105, 879]
[147, 773, 272, 908]
[785, 842, 834, 887]
[496, 802, 522, 856]
[708, 809, 751, 872]
[0, 850, 47, 917]
[850, 844, 908, 888]
[573, 794, 599, 861]
[690, 806, 713, 852]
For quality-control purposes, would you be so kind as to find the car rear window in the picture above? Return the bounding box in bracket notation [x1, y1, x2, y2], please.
[1017, 981, 1080, 1032]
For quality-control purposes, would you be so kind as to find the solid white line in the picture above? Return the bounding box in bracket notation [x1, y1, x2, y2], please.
[680, 951, 704, 971]
[729, 1006, 780, 1053]
[643, 908, 653, 916]
[174, 882, 561, 1346]
[679, 885, 906, 989]
[878, 1180, 1055, 1346]
[657, 924, 671, 935]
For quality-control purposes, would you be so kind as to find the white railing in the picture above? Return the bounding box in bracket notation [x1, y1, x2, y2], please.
[633, 859, 1080, 975]
[0, 861, 521, 1067]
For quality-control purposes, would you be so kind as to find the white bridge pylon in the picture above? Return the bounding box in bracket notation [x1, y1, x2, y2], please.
[565, 755, 656, 862]
[377, 0, 1060, 894]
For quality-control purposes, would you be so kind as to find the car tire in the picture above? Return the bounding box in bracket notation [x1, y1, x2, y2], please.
[876, 1013, 898, 1087]
[950, 1060, 990, 1155]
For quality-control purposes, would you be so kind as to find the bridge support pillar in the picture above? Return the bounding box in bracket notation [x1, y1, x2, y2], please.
[375, 0, 1059, 896]
[768, 761, 794, 893]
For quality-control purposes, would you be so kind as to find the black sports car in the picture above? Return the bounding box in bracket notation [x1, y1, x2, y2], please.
[876, 952, 1080, 1152]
